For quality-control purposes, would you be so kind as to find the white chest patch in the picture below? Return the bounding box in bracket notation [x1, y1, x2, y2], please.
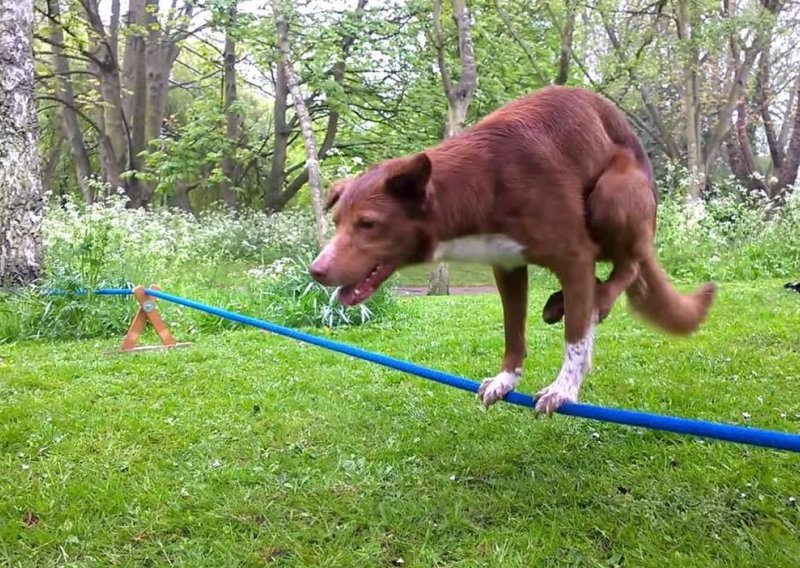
[433, 235, 527, 268]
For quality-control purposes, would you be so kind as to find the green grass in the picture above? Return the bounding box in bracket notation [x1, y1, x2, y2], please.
[2, 280, 800, 566]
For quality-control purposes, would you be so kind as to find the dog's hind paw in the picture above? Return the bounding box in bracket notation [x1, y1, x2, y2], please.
[542, 290, 565, 324]
[478, 369, 522, 407]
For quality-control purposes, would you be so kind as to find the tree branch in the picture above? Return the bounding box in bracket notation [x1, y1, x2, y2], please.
[704, 2, 775, 168]
[492, 0, 548, 83]
[451, 0, 478, 100]
[431, 0, 453, 99]
[36, 95, 103, 135]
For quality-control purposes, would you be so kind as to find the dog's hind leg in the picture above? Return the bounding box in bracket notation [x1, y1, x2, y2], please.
[535, 257, 597, 414]
[541, 264, 637, 325]
[586, 153, 656, 327]
[541, 147, 656, 326]
[542, 276, 600, 325]
[478, 265, 529, 407]
[596, 262, 639, 320]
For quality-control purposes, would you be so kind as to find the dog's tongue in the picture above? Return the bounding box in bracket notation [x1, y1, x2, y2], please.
[337, 264, 395, 306]
[338, 282, 376, 306]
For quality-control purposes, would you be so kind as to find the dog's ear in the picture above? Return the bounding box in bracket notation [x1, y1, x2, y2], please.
[385, 152, 431, 216]
[324, 178, 351, 212]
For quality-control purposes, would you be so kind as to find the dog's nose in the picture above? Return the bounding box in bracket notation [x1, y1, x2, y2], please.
[309, 262, 328, 283]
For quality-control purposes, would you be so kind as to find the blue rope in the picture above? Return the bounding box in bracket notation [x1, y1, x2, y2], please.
[91, 287, 800, 453]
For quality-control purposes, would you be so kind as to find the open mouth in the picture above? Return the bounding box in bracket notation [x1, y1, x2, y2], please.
[337, 263, 396, 306]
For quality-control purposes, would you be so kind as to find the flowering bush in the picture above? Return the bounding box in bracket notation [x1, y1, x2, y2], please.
[41, 193, 318, 289]
[655, 167, 800, 281]
[0, 192, 383, 342]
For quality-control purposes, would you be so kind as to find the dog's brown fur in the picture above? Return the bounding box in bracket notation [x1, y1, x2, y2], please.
[310, 86, 716, 412]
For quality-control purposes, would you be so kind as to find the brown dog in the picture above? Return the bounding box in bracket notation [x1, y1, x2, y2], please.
[309, 86, 716, 414]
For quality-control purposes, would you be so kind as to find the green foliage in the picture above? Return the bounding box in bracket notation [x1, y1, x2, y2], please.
[655, 166, 800, 281]
[0, 290, 133, 343]
[142, 95, 229, 199]
[252, 256, 397, 329]
[0, 193, 394, 343]
[33, 0, 799, 214]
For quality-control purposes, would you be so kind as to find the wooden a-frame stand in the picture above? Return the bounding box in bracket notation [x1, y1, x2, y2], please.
[110, 285, 190, 354]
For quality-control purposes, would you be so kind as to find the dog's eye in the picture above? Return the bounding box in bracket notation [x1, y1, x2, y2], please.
[356, 219, 376, 231]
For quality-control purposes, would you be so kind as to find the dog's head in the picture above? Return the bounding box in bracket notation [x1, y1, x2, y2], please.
[309, 152, 435, 306]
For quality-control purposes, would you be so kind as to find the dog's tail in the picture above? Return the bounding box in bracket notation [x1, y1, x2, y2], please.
[626, 252, 716, 335]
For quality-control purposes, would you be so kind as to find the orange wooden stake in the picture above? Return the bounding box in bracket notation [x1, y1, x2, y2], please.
[111, 285, 190, 354]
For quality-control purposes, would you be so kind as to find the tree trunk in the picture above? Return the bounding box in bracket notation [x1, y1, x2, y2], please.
[144, 0, 167, 145]
[82, 0, 130, 194]
[756, 52, 785, 172]
[702, 0, 774, 178]
[725, 2, 793, 199]
[82, 0, 188, 208]
[175, 182, 192, 212]
[428, 0, 478, 295]
[555, 0, 577, 86]
[676, 0, 704, 199]
[121, 0, 145, 125]
[777, 77, 800, 194]
[274, 5, 327, 245]
[733, 100, 764, 191]
[725, 131, 747, 182]
[220, 6, 240, 208]
[778, 74, 800, 152]
[47, 0, 93, 203]
[41, 133, 64, 195]
[96, 63, 128, 191]
[125, 0, 150, 207]
[266, 47, 290, 212]
[0, 0, 45, 287]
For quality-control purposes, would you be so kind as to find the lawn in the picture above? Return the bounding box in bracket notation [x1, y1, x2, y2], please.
[1, 280, 799, 566]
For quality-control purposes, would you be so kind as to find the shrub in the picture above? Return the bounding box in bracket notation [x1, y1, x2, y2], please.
[246, 256, 397, 329]
[655, 168, 800, 282]
[41, 192, 318, 287]
[0, 192, 394, 343]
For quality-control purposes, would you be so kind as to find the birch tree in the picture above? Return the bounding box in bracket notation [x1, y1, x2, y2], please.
[263, 0, 368, 213]
[428, 0, 478, 295]
[0, 0, 44, 287]
[273, 2, 327, 245]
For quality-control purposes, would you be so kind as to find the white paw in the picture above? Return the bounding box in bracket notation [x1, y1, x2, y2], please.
[477, 369, 521, 407]
[534, 381, 578, 415]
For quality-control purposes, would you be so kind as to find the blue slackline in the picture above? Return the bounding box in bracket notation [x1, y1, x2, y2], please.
[92, 287, 800, 453]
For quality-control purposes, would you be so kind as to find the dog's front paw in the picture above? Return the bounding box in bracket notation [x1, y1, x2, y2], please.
[477, 369, 521, 407]
[534, 382, 578, 415]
